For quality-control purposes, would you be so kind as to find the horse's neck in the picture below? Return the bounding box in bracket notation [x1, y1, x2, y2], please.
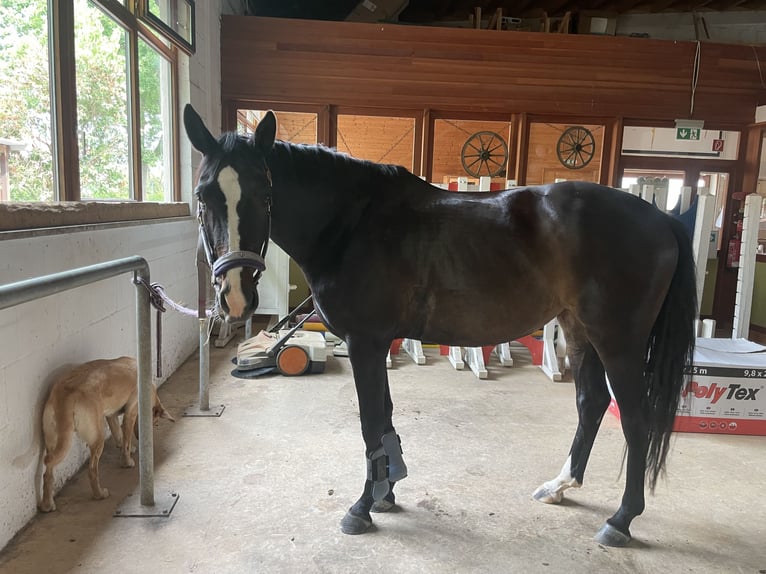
[268, 142, 374, 268]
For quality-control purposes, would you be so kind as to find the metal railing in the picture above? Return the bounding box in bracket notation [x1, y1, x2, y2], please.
[0, 256, 159, 507]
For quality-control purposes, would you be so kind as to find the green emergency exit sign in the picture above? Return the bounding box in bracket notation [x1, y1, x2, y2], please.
[676, 127, 701, 141]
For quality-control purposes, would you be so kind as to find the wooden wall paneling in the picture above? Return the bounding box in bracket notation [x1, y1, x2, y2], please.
[328, 105, 338, 149]
[741, 125, 763, 197]
[318, 105, 330, 147]
[525, 120, 604, 185]
[413, 114, 423, 177]
[603, 116, 624, 187]
[430, 118, 513, 183]
[507, 114, 519, 184]
[333, 106, 422, 170]
[515, 113, 529, 185]
[422, 108, 433, 181]
[335, 114, 416, 169]
[221, 17, 765, 127]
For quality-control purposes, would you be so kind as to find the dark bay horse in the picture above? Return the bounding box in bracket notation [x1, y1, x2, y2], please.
[184, 104, 696, 547]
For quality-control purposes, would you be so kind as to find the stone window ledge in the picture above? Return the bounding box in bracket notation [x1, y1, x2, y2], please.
[0, 202, 191, 233]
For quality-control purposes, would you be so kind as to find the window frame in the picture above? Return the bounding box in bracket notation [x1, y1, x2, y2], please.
[43, 0, 181, 203]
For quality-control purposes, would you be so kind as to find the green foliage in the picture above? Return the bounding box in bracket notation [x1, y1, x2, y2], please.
[0, 0, 172, 202]
[0, 0, 54, 201]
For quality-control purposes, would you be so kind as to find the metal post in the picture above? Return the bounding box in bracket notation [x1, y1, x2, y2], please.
[183, 243, 224, 417]
[134, 266, 154, 506]
[0, 256, 177, 517]
[199, 317, 210, 410]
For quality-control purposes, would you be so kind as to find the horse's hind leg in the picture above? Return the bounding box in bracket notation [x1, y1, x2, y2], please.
[533, 314, 610, 504]
[594, 352, 651, 547]
[340, 335, 408, 535]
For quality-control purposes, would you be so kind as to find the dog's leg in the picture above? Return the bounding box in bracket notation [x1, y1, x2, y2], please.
[106, 414, 123, 449]
[86, 438, 109, 500]
[120, 404, 138, 468]
[77, 409, 110, 500]
[39, 403, 74, 512]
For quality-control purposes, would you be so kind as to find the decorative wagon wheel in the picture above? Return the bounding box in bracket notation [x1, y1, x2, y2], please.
[461, 131, 508, 178]
[556, 126, 596, 169]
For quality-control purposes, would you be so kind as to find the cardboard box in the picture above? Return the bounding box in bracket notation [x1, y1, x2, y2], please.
[345, 0, 409, 23]
[609, 338, 766, 436]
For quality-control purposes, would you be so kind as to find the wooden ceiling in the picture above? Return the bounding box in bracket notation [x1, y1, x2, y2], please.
[246, 0, 766, 22]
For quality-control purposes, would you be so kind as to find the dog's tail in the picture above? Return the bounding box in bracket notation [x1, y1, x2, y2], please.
[42, 390, 76, 467]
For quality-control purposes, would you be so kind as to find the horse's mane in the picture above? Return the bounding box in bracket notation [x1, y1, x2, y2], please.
[214, 132, 411, 194]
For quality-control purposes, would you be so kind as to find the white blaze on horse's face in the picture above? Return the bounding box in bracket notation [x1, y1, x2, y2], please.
[216, 166, 248, 319]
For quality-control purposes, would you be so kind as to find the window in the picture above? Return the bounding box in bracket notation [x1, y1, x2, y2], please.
[0, 0, 53, 201]
[139, 37, 174, 201]
[75, 0, 131, 200]
[0, 0, 185, 204]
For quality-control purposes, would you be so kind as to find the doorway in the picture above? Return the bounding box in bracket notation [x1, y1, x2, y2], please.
[620, 163, 734, 328]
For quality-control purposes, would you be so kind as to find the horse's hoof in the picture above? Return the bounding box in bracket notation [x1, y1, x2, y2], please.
[340, 510, 372, 535]
[371, 499, 395, 513]
[595, 522, 631, 547]
[532, 485, 563, 504]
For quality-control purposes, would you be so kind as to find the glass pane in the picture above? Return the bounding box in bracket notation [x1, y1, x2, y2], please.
[621, 169, 685, 212]
[432, 119, 511, 186]
[700, 171, 730, 252]
[336, 115, 414, 171]
[0, 0, 53, 201]
[75, 0, 131, 200]
[145, 0, 193, 52]
[237, 110, 317, 145]
[526, 123, 603, 185]
[139, 38, 173, 201]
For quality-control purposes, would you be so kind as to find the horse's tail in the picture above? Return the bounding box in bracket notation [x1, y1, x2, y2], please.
[644, 216, 697, 491]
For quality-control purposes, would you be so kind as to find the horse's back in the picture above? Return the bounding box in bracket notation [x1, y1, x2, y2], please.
[317, 178, 682, 346]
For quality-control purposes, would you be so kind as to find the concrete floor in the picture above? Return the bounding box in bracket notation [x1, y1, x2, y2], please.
[1, 339, 764, 574]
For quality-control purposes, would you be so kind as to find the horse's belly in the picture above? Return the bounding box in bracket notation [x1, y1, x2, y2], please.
[406, 287, 560, 347]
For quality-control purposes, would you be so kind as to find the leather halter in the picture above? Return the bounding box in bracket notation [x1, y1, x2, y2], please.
[197, 163, 272, 285]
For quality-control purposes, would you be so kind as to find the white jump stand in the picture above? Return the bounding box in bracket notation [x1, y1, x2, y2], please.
[493, 343, 514, 366]
[447, 346, 465, 370]
[214, 317, 240, 347]
[402, 339, 427, 365]
[540, 319, 567, 382]
[445, 346, 488, 379]
[386, 339, 427, 368]
[733, 193, 764, 339]
[464, 347, 488, 379]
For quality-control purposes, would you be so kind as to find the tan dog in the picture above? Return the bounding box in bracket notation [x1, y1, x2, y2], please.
[39, 356, 174, 512]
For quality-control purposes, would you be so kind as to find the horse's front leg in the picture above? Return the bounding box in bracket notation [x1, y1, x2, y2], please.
[340, 335, 408, 535]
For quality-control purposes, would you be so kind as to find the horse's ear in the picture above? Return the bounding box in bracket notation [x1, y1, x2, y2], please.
[252, 111, 277, 156]
[184, 104, 219, 155]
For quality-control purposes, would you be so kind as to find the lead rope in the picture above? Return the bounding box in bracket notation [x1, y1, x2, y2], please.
[134, 277, 216, 378]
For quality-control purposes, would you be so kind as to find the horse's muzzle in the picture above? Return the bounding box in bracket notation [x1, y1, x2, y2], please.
[217, 282, 259, 321]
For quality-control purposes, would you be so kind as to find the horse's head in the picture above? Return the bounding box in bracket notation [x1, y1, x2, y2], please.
[183, 104, 277, 321]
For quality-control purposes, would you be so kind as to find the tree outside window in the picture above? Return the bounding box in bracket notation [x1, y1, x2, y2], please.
[0, 0, 180, 203]
[0, 0, 53, 201]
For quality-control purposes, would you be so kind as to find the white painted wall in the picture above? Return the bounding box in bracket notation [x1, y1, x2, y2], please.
[0, 218, 198, 549]
[0, 0, 225, 552]
[615, 11, 766, 44]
